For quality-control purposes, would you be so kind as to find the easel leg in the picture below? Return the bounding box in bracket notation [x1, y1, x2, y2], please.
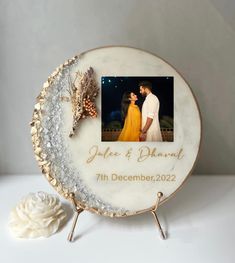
[67, 193, 84, 242]
[150, 192, 166, 240]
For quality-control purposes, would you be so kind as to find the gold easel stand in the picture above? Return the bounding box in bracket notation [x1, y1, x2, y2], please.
[67, 192, 166, 242]
[150, 192, 166, 239]
[67, 193, 84, 242]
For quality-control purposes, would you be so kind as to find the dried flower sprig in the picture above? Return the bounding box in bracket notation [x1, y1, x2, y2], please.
[64, 67, 99, 137]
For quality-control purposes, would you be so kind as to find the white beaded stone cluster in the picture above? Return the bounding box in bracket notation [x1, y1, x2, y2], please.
[40, 60, 129, 216]
[9, 192, 67, 238]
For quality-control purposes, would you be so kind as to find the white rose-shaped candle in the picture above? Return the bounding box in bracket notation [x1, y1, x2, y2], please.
[9, 191, 67, 238]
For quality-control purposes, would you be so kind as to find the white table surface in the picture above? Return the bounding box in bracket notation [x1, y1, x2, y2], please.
[0, 174, 234, 263]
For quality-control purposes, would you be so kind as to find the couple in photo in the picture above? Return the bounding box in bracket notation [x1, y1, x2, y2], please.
[118, 81, 163, 142]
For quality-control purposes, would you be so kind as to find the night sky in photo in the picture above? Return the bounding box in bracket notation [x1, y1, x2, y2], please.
[101, 76, 174, 127]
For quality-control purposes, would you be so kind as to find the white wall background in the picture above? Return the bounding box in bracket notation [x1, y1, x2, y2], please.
[0, 0, 234, 175]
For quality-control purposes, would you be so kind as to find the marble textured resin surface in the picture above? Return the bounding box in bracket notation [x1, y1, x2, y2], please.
[37, 46, 201, 216]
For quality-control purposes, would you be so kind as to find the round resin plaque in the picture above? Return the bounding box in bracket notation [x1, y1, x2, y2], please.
[31, 46, 201, 217]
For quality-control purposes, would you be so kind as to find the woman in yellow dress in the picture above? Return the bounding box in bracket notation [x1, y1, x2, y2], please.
[118, 91, 141, 141]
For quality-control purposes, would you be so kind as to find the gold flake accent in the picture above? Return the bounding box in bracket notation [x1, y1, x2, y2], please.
[30, 52, 145, 218]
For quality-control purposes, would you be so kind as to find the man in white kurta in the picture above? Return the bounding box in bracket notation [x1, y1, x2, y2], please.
[139, 82, 163, 141]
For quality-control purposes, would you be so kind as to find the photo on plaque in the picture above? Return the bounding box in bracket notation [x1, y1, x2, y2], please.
[101, 76, 174, 142]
